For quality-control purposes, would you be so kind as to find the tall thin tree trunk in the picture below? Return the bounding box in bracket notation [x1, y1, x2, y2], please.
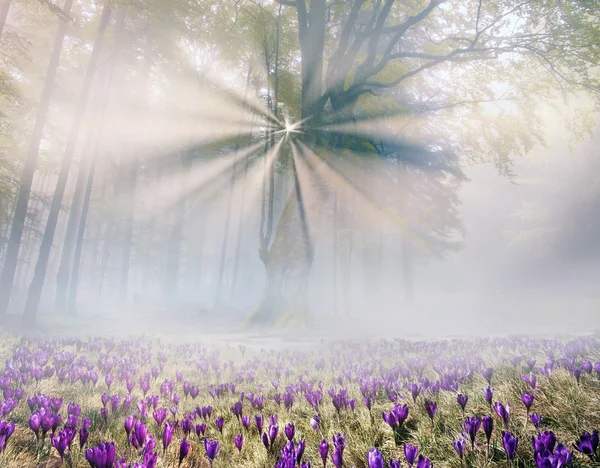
[163, 157, 189, 300]
[87, 175, 106, 291]
[142, 164, 163, 294]
[119, 157, 136, 302]
[231, 69, 260, 295]
[401, 235, 414, 305]
[332, 190, 338, 317]
[22, 3, 112, 324]
[67, 146, 97, 314]
[97, 171, 121, 298]
[54, 134, 92, 312]
[58, 7, 126, 314]
[215, 61, 254, 306]
[0, 0, 73, 319]
[68, 65, 119, 314]
[195, 216, 206, 296]
[0, 1, 11, 38]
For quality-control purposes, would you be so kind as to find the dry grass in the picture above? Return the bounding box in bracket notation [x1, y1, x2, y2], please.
[0, 333, 598, 467]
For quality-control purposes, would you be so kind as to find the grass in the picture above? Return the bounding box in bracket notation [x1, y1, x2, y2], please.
[0, 333, 598, 467]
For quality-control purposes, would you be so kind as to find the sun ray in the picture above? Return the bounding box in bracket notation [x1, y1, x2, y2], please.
[130, 140, 265, 223]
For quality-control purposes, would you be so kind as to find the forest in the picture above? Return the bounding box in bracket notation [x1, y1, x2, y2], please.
[0, 0, 598, 333]
[0, 1, 599, 467]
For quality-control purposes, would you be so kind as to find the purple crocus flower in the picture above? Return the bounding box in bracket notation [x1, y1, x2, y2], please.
[416, 455, 432, 468]
[268, 423, 279, 447]
[162, 421, 174, 454]
[234, 433, 244, 453]
[521, 392, 534, 413]
[390, 458, 402, 468]
[410, 383, 421, 402]
[85, 442, 116, 468]
[132, 421, 147, 449]
[383, 408, 399, 428]
[124, 416, 135, 438]
[319, 439, 329, 467]
[482, 386, 494, 406]
[179, 438, 190, 467]
[482, 367, 493, 384]
[424, 400, 437, 424]
[536, 443, 573, 468]
[310, 414, 321, 433]
[105, 374, 114, 390]
[453, 437, 467, 459]
[262, 432, 270, 450]
[521, 373, 537, 390]
[296, 439, 306, 464]
[394, 404, 410, 426]
[367, 447, 384, 468]
[502, 431, 518, 462]
[195, 423, 206, 438]
[153, 408, 167, 429]
[50, 397, 63, 413]
[530, 413, 542, 430]
[482, 415, 494, 446]
[0, 421, 15, 454]
[255, 414, 264, 433]
[215, 416, 224, 434]
[79, 425, 89, 447]
[574, 431, 599, 459]
[330, 446, 343, 468]
[285, 423, 295, 441]
[494, 402, 510, 430]
[573, 367, 582, 384]
[241, 415, 250, 431]
[29, 412, 41, 440]
[181, 417, 193, 436]
[533, 431, 557, 457]
[457, 394, 468, 413]
[404, 443, 419, 467]
[50, 428, 71, 460]
[463, 416, 481, 448]
[232, 401, 243, 421]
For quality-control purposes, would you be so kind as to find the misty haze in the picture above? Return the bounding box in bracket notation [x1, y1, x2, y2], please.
[0, 0, 599, 467]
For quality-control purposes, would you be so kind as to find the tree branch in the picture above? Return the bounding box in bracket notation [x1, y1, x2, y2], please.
[355, 0, 444, 82]
[273, 0, 297, 6]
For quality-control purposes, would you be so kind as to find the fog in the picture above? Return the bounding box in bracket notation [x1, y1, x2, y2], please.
[0, 0, 599, 341]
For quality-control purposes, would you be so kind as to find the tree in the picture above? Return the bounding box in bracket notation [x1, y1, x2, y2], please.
[0, 0, 74, 319]
[246, 0, 600, 324]
[0, 1, 10, 38]
[22, 1, 112, 323]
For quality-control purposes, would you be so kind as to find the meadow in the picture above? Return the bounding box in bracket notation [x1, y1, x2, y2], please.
[0, 333, 598, 467]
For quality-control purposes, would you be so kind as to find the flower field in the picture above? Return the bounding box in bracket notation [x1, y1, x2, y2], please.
[0, 334, 599, 467]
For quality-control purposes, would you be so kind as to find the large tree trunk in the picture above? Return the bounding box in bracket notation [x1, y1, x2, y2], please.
[22, 3, 112, 324]
[0, 1, 10, 38]
[0, 0, 73, 319]
[247, 148, 329, 326]
[245, 0, 330, 327]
